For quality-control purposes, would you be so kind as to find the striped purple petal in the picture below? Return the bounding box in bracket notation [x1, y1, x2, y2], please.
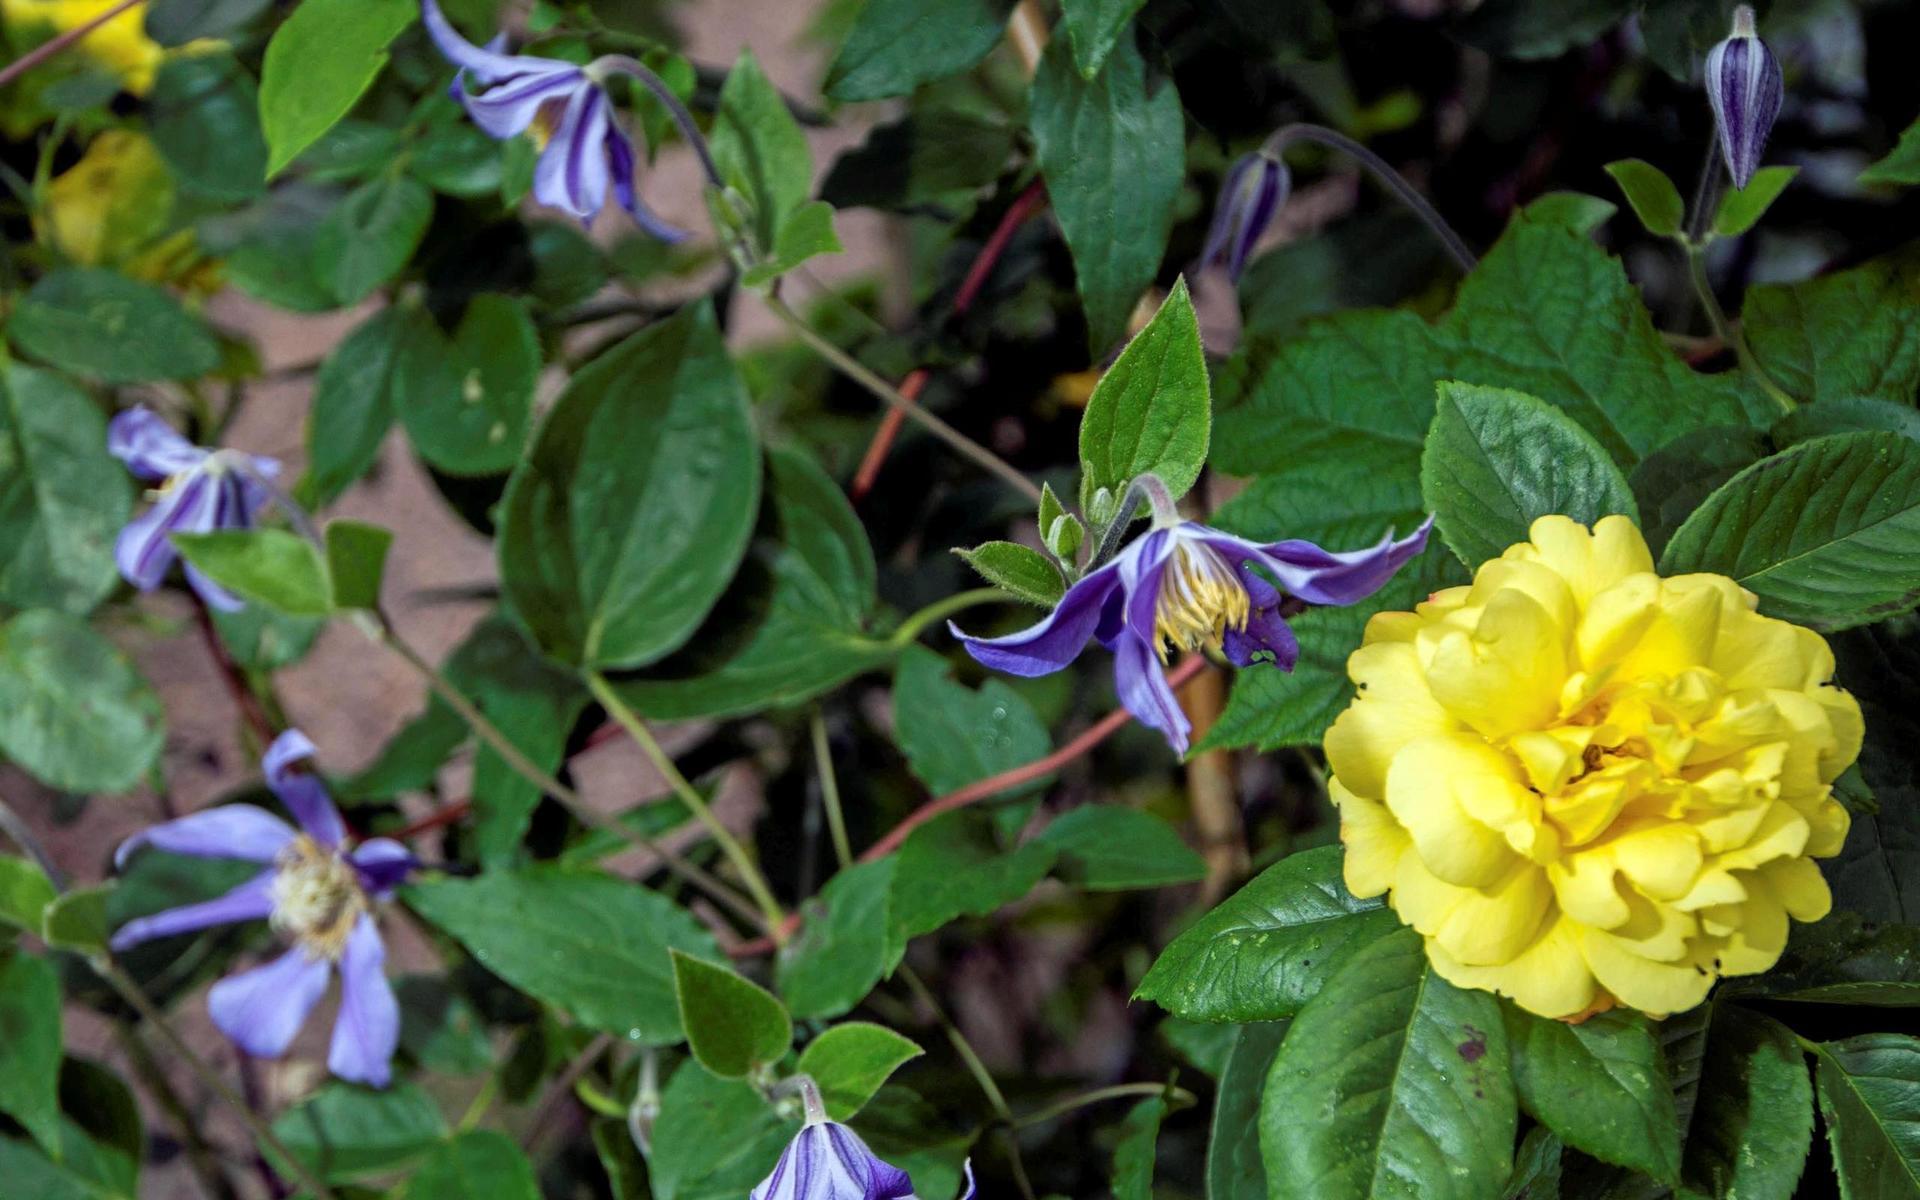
[953, 559, 1125, 678]
[108, 870, 276, 951]
[752, 1122, 915, 1200]
[420, 0, 566, 86]
[1113, 631, 1191, 754]
[114, 469, 211, 591]
[532, 85, 613, 220]
[327, 915, 400, 1087]
[108, 406, 205, 481]
[1704, 14, 1782, 190]
[1199, 153, 1288, 282]
[606, 121, 691, 242]
[461, 66, 585, 139]
[263, 729, 347, 849]
[207, 945, 333, 1059]
[348, 838, 418, 897]
[113, 804, 297, 870]
[1201, 516, 1433, 607]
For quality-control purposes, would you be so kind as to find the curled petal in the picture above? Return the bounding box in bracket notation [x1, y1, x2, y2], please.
[108, 870, 276, 951]
[419, 0, 559, 85]
[114, 468, 215, 591]
[263, 729, 346, 848]
[208, 945, 332, 1059]
[1114, 632, 1191, 754]
[349, 838, 419, 897]
[328, 916, 400, 1087]
[533, 85, 613, 220]
[1219, 516, 1433, 608]
[606, 122, 691, 243]
[953, 561, 1124, 677]
[114, 804, 296, 870]
[108, 406, 204, 481]
[460, 67, 584, 139]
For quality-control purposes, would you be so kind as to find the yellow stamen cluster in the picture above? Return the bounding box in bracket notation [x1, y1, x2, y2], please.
[270, 835, 365, 962]
[1152, 537, 1250, 662]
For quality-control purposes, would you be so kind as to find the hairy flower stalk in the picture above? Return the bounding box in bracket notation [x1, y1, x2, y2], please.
[1704, 5, 1783, 190]
[1326, 516, 1859, 1020]
[954, 489, 1430, 753]
[111, 731, 417, 1086]
[1199, 151, 1288, 282]
[109, 405, 281, 611]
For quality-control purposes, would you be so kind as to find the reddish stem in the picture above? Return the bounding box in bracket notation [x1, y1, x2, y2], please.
[0, 0, 145, 90]
[850, 181, 1048, 501]
[728, 655, 1211, 957]
[190, 597, 278, 746]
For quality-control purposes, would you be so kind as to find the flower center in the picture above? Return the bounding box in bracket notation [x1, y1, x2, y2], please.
[270, 835, 365, 961]
[1152, 537, 1250, 661]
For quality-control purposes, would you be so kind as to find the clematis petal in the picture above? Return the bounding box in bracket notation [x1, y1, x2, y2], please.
[419, 0, 560, 85]
[107, 406, 205, 480]
[207, 945, 332, 1059]
[954, 561, 1124, 677]
[1222, 604, 1299, 669]
[605, 122, 691, 242]
[1119, 529, 1174, 645]
[263, 729, 346, 848]
[113, 470, 207, 590]
[1113, 631, 1191, 753]
[114, 804, 296, 870]
[1222, 517, 1433, 607]
[752, 1122, 916, 1200]
[349, 838, 419, 897]
[108, 870, 275, 951]
[532, 85, 611, 220]
[461, 67, 584, 139]
[328, 915, 400, 1087]
[1199, 152, 1288, 282]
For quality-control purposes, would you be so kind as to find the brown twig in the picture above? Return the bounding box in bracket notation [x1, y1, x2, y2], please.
[0, 0, 145, 90]
[189, 595, 279, 747]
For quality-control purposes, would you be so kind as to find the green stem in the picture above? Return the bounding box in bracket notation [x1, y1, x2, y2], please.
[1013, 1082, 1197, 1129]
[1262, 123, 1476, 272]
[360, 613, 768, 933]
[1685, 245, 1795, 415]
[899, 966, 1012, 1120]
[810, 711, 853, 870]
[761, 294, 1043, 504]
[889, 588, 1005, 649]
[585, 672, 789, 939]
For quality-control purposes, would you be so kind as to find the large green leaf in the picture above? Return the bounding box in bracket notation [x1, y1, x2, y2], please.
[1504, 1006, 1679, 1183]
[270, 1082, 445, 1183]
[1659, 432, 1920, 631]
[0, 610, 163, 793]
[498, 301, 761, 669]
[1135, 846, 1397, 1023]
[1743, 247, 1920, 406]
[1060, 0, 1148, 77]
[650, 1060, 796, 1200]
[1077, 278, 1212, 510]
[394, 297, 539, 476]
[7, 269, 219, 383]
[404, 867, 720, 1044]
[1037, 806, 1205, 890]
[259, 0, 415, 175]
[1030, 35, 1184, 356]
[1207, 1022, 1288, 1200]
[1260, 928, 1516, 1200]
[605, 446, 885, 719]
[892, 645, 1050, 800]
[823, 0, 1013, 102]
[0, 365, 127, 614]
[1732, 913, 1920, 1006]
[1681, 1007, 1812, 1200]
[0, 952, 63, 1155]
[671, 951, 793, 1080]
[1421, 381, 1638, 568]
[147, 50, 267, 200]
[794, 1022, 922, 1121]
[406, 1131, 539, 1200]
[889, 810, 1056, 940]
[710, 49, 812, 246]
[777, 857, 899, 1021]
[1812, 1032, 1920, 1199]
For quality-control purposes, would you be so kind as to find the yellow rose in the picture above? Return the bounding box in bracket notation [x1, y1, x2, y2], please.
[1325, 514, 1860, 1020]
[40, 129, 174, 266]
[0, 0, 164, 94]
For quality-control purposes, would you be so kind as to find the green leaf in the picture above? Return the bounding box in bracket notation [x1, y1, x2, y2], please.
[819, 111, 1015, 212]
[405, 1130, 539, 1200]
[1135, 845, 1397, 1023]
[498, 301, 761, 669]
[1077, 278, 1212, 509]
[145, 0, 272, 44]
[404, 867, 720, 1043]
[1625, 425, 1771, 558]
[893, 644, 1051, 799]
[409, 118, 503, 198]
[710, 49, 812, 244]
[604, 446, 884, 720]
[1681, 1006, 1812, 1200]
[0, 952, 64, 1155]
[147, 50, 267, 200]
[823, 0, 1013, 102]
[0, 858, 55, 933]
[0, 1127, 135, 1200]
[795, 1023, 923, 1120]
[210, 602, 324, 672]
[671, 951, 794, 1079]
[0, 364, 128, 615]
[890, 810, 1056, 940]
[304, 307, 402, 504]
[1505, 1128, 1564, 1199]
[171, 529, 333, 616]
[741, 200, 844, 287]
[269, 1082, 446, 1183]
[1712, 166, 1798, 238]
[1774, 396, 1920, 448]
[953, 541, 1065, 607]
[650, 1061, 796, 1200]
[1420, 381, 1638, 568]
[7, 269, 219, 383]
[1207, 1022, 1288, 1200]
[1030, 35, 1185, 356]
[1060, 0, 1148, 77]
[1812, 1032, 1920, 1199]
[1037, 806, 1205, 890]
[1743, 247, 1920, 406]
[259, 0, 416, 176]
[323, 520, 389, 610]
[1113, 1095, 1167, 1200]
[1659, 431, 1920, 631]
[1603, 159, 1684, 238]
[1504, 1006, 1679, 1183]
[1260, 928, 1516, 1200]
[0, 612, 162, 793]
[393, 296, 540, 475]
[1522, 191, 1617, 235]
[312, 173, 433, 305]
[1861, 117, 1920, 187]
[1732, 912, 1920, 1005]
[41, 885, 110, 952]
[777, 857, 899, 1021]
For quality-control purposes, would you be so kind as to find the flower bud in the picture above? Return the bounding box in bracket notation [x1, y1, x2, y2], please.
[1704, 5, 1783, 190]
[1199, 151, 1289, 282]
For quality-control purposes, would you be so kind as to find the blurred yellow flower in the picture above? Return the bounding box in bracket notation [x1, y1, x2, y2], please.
[1, 0, 163, 94]
[40, 129, 174, 266]
[1325, 515, 1860, 1020]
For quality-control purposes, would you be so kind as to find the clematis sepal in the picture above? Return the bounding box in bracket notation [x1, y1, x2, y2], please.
[1704, 5, 1783, 190]
[1199, 151, 1289, 282]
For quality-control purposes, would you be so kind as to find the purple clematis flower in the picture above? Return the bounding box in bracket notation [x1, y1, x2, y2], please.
[109, 405, 281, 613]
[1199, 151, 1289, 282]
[954, 518, 1432, 754]
[753, 1114, 974, 1200]
[111, 730, 417, 1088]
[1704, 5, 1782, 190]
[421, 0, 686, 237]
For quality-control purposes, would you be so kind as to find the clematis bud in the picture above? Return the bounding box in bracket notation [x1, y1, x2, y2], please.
[1704, 5, 1783, 190]
[1199, 151, 1289, 282]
